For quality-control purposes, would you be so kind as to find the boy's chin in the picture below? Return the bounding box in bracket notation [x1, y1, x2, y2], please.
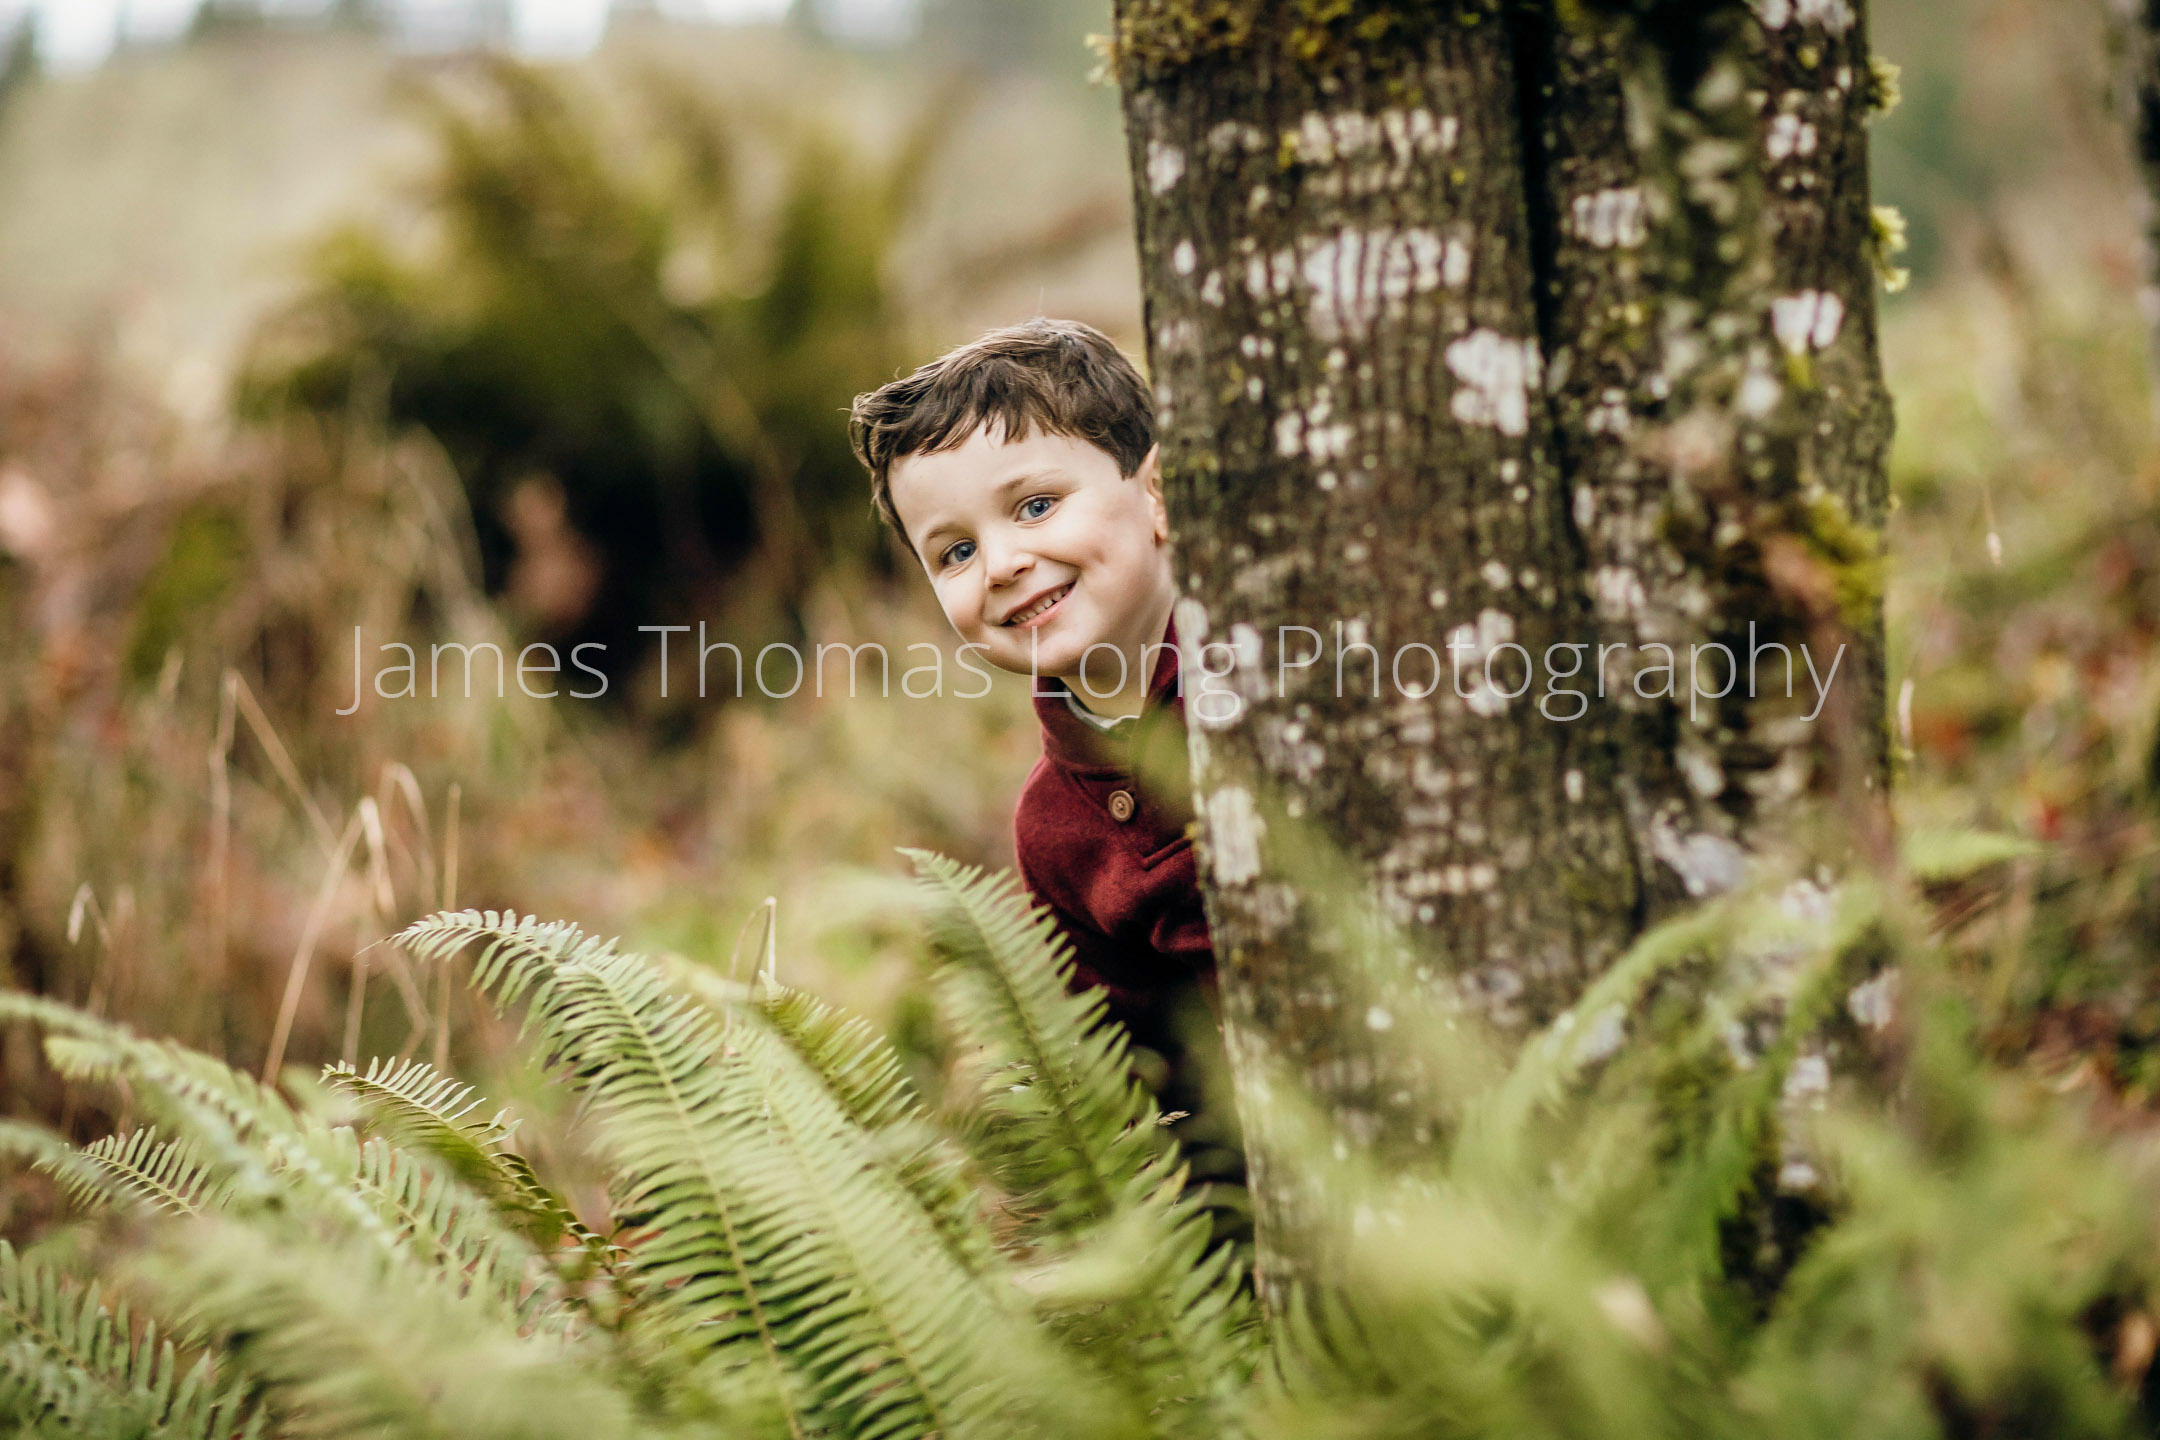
[981, 634, 1095, 682]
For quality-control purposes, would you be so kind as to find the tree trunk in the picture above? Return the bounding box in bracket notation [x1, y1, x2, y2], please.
[1111, 0, 1894, 1304]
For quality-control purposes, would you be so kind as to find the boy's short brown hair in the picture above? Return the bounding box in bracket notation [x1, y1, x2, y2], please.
[849, 318, 1154, 554]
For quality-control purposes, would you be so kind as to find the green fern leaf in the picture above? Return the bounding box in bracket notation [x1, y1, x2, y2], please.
[325, 1055, 606, 1259]
[750, 980, 998, 1278]
[902, 852, 1261, 1435]
[63, 1128, 231, 1218]
[0, 1238, 258, 1439]
[902, 851, 1177, 1234]
[394, 909, 846, 1435]
[397, 908, 1138, 1440]
[131, 1216, 636, 1440]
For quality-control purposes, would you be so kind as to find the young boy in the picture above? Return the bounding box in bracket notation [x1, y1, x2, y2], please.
[847, 318, 1216, 1075]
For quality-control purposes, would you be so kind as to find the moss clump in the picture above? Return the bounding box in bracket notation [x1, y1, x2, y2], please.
[1797, 490, 1886, 631]
[1870, 204, 1912, 295]
[1115, 0, 1486, 86]
[1113, 0, 1258, 83]
[1865, 55, 1902, 119]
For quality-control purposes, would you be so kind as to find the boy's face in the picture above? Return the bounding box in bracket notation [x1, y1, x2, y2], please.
[889, 424, 1175, 684]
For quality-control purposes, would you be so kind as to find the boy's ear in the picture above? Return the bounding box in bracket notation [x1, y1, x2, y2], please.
[1140, 444, 1169, 543]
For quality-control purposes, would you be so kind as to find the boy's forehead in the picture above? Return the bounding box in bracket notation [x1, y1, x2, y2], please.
[892, 426, 1088, 517]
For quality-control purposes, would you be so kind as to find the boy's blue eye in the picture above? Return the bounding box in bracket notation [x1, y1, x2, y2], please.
[1020, 496, 1055, 520]
[942, 539, 976, 568]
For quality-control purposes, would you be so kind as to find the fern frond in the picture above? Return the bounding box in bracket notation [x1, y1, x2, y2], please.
[1458, 902, 1736, 1184]
[399, 908, 1141, 1439]
[751, 980, 998, 1278]
[903, 851, 1177, 1235]
[344, 1135, 569, 1328]
[0, 1121, 120, 1220]
[326, 1055, 512, 1162]
[729, 1010, 1112, 1440]
[64, 1128, 231, 1218]
[133, 1216, 637, 1440]
[903, 852, 1260, 1434]
[395, 909, 834, 1435]
[0, 1238, 260, 1440]
[325, 1056, 604, 1259]
[0, 992, 299, 1213]
[0, 995, 427, 1264]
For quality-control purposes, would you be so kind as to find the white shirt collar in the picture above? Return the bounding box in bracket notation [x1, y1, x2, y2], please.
[1064, 688, 1137, 734]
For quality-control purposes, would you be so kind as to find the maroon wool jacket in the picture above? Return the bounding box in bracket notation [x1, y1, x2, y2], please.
[1012, 629, 1215, 1022]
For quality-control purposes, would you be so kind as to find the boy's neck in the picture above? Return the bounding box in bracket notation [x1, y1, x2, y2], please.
[1059, 596, 1176, 722]
[1067, 683, 1147, 723]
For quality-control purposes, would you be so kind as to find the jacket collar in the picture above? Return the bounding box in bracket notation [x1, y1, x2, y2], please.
[1032, 618, 1183, 773]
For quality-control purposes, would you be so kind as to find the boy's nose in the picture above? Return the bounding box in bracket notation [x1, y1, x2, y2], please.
[984, 538, 1033, 587]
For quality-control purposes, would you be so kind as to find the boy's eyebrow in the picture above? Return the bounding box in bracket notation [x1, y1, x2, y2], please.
[994, 466, 1067, 495]
[914, 467, 1069, 551]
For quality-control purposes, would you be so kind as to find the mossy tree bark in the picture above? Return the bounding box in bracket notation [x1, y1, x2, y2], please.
[1112, 0, 1894, 1304]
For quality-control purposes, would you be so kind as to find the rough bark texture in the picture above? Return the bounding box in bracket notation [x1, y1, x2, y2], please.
[1112, 0, 1893, 1301]
[1531, 5, 1896, 905]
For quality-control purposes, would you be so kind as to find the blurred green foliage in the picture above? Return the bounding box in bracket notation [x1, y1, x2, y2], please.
[3, 847, 2159, 1439]
[122, 506, 243, 686]
[240, 57, 948, 679]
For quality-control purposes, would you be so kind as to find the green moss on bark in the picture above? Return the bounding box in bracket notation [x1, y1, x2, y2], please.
[1113, 0, 1494, 85]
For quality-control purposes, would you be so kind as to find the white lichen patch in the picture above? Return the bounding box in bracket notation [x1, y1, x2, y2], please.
[1649, 818, 1746, 896]
[1273, 400, 1355, 463]
[1680, 746, 1726, 799]
[1757, 0, 1855, 31]
[1300, 227, 1467, 338]
[1205, 786, 1265, 886]
[1577, 1004, 1627, 1063]
[1442, 237, 1471, 287]
[1445, 330, 1542, 437]
[1146, 140, 1186, 195]
[1779, 878, 1836, 925]
[1771, 290, 1844, 355]
[1199, 270, 1225, 307]
[1736, 358, 1783, 418]
[1206, 120, 1268, 155]
[1245, 247, 1296, 300]
[1591, 564, 1646, 621]
[1847, 969, 1899, 1031]
[1568, 187, 1647, 249]
[1171, 239, 1197, 276]
[1766, 111, 1818, 162]
[1585, 388, 1632, 436]
[1776, 1159, 1821, 1191]
[1447, 609, 1519, 717]
[1783, 1052, 1830, 1106]
[1288, 107, 1456, 166]
[1173, 596, 1210, 646]
[1154, 319, 1199, 354]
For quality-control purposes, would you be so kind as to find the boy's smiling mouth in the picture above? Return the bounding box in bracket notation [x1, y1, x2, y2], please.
[1001, 582, 1074, 628]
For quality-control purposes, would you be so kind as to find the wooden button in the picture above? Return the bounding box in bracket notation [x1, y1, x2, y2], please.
[1107, 789, 1136, 823]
